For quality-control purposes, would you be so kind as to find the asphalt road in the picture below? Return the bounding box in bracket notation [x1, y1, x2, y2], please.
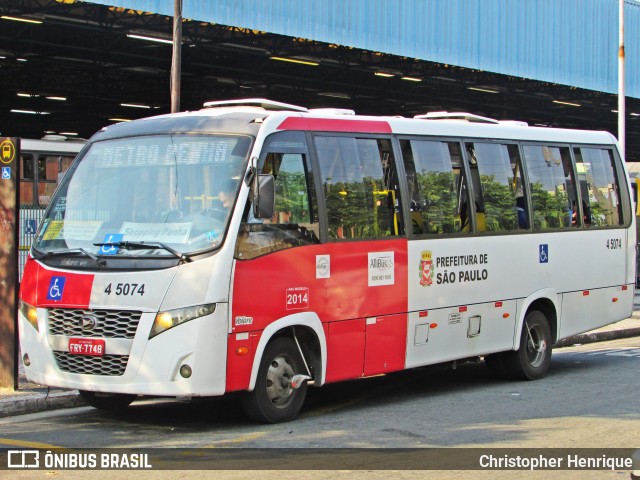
[1, 336, 638, 479]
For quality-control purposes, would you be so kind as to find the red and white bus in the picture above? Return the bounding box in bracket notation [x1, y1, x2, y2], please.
[18, 99, 635, 422]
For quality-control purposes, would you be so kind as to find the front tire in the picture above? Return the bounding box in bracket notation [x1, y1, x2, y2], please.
[504, 310, 552, 380]
[241, 337, 308, 423]
[79, 391, 136, 411]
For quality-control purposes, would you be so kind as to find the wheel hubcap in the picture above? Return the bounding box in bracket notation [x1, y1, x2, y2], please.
[525, 322, 547, 368]
[265, 354, 295, 407]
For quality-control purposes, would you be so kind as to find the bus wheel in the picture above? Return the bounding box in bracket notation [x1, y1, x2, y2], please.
[241, 337, 308, 423]
[505, 310, 552, 380]
[79, 391, 135, 411]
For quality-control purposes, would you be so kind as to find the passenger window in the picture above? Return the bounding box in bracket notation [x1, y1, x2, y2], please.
[573, 147, 622, 227]
[465, 142, 527, 232]
[523, 145, 577, 230]
[401, 139, 469, 235]
[21, 154, 35, 180]
[36, 155, 62, 206]
[20, 154, 35, 205]
[315, 136, 403, 240]
[236, 134, 320, 260]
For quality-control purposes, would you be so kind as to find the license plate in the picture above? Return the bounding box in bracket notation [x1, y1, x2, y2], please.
[68, 338, 105, 356]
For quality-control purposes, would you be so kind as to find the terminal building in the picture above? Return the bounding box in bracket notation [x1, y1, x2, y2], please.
[1, 0, 639, 160]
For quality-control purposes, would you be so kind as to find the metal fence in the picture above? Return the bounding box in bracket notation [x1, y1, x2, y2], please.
[19, 206, 45, 281]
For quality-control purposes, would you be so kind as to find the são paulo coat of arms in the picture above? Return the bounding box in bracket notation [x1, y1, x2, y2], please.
[419, 250, 434, 287]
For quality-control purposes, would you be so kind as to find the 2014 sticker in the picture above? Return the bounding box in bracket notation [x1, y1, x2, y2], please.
[286, 287, 309, 310]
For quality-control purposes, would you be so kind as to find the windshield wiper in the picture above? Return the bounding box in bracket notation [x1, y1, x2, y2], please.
[34, 248, 106, 266]
[93, 241, 192, 262]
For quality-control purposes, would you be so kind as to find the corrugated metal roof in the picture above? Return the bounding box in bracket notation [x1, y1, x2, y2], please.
[88, 0, 640, 98]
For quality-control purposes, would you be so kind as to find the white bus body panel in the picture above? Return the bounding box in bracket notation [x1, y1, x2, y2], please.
[406, 226, 631, 368]
[19, 254, 232, 396]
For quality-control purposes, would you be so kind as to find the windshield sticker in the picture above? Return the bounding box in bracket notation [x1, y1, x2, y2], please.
[51, 197, 66, 220]
[42, 220, 103, 241]
[98, 233, 123, 255]
[368, 252, 395, 287]
[42, 220, 64, 240]
[205, 230, 217, 243]
[120, 222, 192, 244]
[63, 221, 103, 240]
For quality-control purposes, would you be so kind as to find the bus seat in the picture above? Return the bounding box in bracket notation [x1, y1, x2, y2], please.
[476, 212, 486, 232]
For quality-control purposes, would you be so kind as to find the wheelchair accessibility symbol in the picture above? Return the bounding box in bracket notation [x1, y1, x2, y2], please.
[47, 276, 66, 301]
[98, 233, 123, 255]
[539, 244, 549, 263]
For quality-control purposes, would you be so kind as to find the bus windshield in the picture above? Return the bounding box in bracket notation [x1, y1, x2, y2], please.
[32, 134, 251, 258]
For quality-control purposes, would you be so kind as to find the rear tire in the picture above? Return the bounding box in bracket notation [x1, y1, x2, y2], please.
[504, 310, 552, 380]
[79, 391, 135, 411]
[241, 337, 308, 423]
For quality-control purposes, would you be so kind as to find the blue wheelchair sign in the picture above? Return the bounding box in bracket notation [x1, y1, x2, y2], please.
[25, 219, 37, 235]
[47, 276, 66, 301]
[539, 244, 549, 263]
[98, 233, 123, 255]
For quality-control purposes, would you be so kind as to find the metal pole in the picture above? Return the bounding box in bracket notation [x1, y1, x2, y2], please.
[618, 0, 625, 158]
[171, 0, 182, 113]
[0, 137, 20, 390]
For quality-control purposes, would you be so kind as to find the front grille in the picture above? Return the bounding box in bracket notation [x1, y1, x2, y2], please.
[48, 309, 142, 339]
[53, 352, 128, 376]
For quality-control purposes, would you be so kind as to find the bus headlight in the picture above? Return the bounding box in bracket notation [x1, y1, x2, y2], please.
[150, 304, 216, 339]
[19, 300, 39, 332]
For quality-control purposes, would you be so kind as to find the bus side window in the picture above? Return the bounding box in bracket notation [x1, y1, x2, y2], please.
[315, 136, 402, 240]
[465, 142, 527, 233]
[523, 145, 576, 231]
[573, 147, 623, 227]
[400, 139, 468, 235]
[235, 152, 320, 260]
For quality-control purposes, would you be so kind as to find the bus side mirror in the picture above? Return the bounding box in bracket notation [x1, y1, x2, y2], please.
[253, 174, 275, 219]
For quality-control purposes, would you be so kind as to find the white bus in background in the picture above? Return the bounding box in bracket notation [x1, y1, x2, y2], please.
[18, 100, 635, 423]
[18, 137, 85, 278]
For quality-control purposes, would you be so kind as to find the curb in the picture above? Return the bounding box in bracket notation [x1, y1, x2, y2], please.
[555, 327, 640, 348]
[0, 390, 85, 418]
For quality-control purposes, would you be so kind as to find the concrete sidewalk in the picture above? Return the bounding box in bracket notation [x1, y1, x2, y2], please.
[2, 309, 640, 419]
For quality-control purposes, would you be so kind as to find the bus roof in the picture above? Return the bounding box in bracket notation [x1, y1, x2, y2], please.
[271, 112, 618, 146]
[20, 137, 86, 155]
[92, 98, 619, 148]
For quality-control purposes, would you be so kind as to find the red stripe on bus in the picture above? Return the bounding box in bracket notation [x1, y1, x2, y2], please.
[19, 257, 38, 306]
[32, 263, 94, 308]
[277, 117, 392, 133]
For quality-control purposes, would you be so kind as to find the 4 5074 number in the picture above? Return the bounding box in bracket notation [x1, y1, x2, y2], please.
[104, 283, 146, 296]
[606, 238, 623, 250]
